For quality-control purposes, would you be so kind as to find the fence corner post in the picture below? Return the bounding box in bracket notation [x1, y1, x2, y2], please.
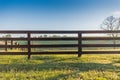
[78, 32, 82, 57]
[27, 32, 31, 60]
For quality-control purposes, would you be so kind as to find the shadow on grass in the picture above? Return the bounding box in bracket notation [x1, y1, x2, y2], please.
[0, 56, 119, 72]
[0, 56, 119, 79]
[113, 59, 120, 63]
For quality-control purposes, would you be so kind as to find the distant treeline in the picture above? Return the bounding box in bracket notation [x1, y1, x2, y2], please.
[1, 34, 68, 38]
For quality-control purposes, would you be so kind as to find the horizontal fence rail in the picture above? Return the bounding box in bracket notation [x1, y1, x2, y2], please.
[0, 30, 120, 59]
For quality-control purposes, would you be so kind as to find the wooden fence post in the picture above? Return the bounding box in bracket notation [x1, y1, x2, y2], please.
[5, 40, 7, 52]
[27, 33, 31, 59]
[11, 40, 13, 50]
[78, 32, 82, 57]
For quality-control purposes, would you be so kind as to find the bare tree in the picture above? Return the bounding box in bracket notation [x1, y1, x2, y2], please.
[101, 16, 120, 48]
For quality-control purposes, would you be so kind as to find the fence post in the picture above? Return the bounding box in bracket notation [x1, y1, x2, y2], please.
[27, 33, 31, 59]
[11, 40, 13, 50]
[5, 40, 7, 52]
[78, 32, 82, 57]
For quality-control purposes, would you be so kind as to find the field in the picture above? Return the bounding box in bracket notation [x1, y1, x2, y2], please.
[0, 38, 120, 80]
[0, 54, 120, 80]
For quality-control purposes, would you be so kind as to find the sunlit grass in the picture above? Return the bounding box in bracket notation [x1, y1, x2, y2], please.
[0, 54, 119, 80]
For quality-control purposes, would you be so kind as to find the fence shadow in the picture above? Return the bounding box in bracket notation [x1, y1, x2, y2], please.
[0, 56, 119, 79]
[0, 56, 119, 72]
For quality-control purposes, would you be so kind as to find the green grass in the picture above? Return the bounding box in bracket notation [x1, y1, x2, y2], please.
[0, 54, 119, 80]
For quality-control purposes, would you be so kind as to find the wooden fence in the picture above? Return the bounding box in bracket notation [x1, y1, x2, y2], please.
[0, 30, 120, 59]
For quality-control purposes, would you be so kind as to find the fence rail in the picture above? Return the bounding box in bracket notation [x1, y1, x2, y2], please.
[0, 30, 120, 59]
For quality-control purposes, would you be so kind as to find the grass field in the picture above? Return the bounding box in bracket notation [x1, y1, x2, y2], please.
[0, 40, 120, 80]
[0, 54, 120, 80]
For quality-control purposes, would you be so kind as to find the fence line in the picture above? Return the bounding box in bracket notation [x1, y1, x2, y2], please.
[0, 30, 119, 59]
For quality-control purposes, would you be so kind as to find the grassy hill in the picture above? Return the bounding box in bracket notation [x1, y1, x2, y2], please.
[15, 40, 120, 51]
[0, 54, 120, 80]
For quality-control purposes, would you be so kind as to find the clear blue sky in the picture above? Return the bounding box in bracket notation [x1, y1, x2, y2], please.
[0, 0, 120, 30]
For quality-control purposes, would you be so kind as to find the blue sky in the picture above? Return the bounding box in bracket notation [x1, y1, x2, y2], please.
[0, 0, 120, 30]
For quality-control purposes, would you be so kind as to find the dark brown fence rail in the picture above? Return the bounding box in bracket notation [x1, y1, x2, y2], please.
[0, 30, 120, 59]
